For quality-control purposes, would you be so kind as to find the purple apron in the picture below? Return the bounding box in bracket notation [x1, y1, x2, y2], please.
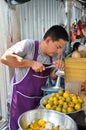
[10, 41, 52, 130]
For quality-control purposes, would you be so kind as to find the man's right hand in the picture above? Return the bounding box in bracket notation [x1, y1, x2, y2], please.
[31, 61, 45, 72]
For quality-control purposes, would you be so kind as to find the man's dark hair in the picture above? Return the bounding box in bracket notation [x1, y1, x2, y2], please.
[43, 25, 69, 41]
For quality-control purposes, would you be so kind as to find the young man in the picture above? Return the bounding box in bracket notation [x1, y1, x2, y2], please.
[1, 25, 69, 130]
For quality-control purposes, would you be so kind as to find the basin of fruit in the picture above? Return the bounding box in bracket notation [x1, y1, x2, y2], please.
[18, 109, 78, 130]
[40, 89, 84, 116]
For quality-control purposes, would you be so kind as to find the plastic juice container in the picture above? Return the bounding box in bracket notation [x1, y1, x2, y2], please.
[84, 80, 86, 96]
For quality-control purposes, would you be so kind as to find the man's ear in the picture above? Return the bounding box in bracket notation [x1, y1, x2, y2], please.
[45, 37, 52, 44]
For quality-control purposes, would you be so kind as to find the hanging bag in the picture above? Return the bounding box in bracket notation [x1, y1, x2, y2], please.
[77, 27, 81, 36]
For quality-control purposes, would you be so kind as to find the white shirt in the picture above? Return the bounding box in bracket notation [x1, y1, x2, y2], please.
[8, 39, 58, 82]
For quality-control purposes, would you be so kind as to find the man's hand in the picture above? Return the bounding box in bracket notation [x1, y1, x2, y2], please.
[31, 61, 45, 72]
[53, 59, 64, 70]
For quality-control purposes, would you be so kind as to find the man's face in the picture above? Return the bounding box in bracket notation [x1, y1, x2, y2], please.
[46, 39, 66, 57]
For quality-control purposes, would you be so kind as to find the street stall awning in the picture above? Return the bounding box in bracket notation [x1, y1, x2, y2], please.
[5, 0, 31, 5]
[5, 0, 86, 6]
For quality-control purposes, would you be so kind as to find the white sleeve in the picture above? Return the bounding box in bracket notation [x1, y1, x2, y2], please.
[8, 39, 34, 57]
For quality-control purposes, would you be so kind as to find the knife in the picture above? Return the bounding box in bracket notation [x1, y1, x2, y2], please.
[45, 65, 56, 69]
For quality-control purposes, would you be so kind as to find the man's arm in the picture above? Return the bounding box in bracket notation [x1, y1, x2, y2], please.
[0, 50, 34, 68]
[0, 50, 45, 72]
[50, 68, 58, 80]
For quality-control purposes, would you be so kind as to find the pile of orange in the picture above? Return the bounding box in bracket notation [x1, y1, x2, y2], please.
[27, 119, 61, 130]
[42, 89, 84, 113]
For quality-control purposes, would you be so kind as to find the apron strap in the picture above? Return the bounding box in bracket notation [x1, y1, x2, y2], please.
[50, 56, 52, 63]
[33, 40, 39, 60]
[33, 40, 52, 63]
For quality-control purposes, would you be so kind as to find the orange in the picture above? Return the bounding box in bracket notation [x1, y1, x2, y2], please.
[74, 103, 81, 110]
[58, 89, 64, 96]
[66, 96, 72, 102]
[78, 97, 84, 104]
[56, 106, 62, 112]
[68, 102, 74, 108]
[46, 104, 51, 109]
[42, 99, 48, 105]
[51, 93, 56, 97]
[63, 92, 70, 98]
[67, 107, 75, 113]
[62, 108, 67, 113]
[72, 98, 78, 104]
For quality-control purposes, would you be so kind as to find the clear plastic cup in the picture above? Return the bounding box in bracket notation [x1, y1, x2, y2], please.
[65, 79, 82, 95]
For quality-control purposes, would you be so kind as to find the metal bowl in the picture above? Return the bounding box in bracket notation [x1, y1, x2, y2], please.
[40, 94, 83, 116]
[18, 109, 78, 130]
